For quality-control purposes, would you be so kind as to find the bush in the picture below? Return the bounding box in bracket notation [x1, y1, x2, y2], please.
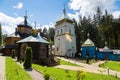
[86, 56, 89, 64]
[19, 60, 23, 64]
[56, 58, 60, 64]
[44, 73, 50, 80]
[11, 49, 15, 58]
[76, 70, 86, 80]
[23, 47, 32, 69]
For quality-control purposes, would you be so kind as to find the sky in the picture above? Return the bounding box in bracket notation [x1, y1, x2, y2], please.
[0, 0, 120, 34]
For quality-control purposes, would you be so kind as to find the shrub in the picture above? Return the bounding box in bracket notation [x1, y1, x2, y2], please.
[94, 55, 97, 61]
[86, 56, 89, 64]
[19, 60, 23, 64]
[56, 58, 60, 64]
[76, 70, 86, 80]
[11, 49, 15, 58]
[44, 73, 50, 80]
[23, 47, 32, 69]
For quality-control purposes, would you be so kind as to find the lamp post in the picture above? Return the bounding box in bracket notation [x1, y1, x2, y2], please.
[107, 67, 109, 75]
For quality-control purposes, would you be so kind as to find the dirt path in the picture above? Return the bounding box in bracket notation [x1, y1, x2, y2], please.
[0, 56, 6, 80]
[56, 57, 120, 78]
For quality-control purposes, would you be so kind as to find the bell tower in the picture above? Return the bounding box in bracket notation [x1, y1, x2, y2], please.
[54, 5, 76, 57]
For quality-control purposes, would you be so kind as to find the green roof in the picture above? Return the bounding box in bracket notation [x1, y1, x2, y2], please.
[17, 35, 49, 44]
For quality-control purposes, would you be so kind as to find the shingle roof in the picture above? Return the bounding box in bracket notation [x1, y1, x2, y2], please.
[17, 35, 49, 44]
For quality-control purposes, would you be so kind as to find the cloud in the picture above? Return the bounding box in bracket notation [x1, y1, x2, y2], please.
[68, 0, 120, 20]
[31, 22, 55, 30]
[13, 2, 23, 9]
[0, 12, 24, 34]
[112, 11, 120, 18]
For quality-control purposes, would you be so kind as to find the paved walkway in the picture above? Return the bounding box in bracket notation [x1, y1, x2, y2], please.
[56, 57, 120, 78]
[0, 56, 6, 80]
[91, 61, 105, 67]
[15, 60, 44, 80]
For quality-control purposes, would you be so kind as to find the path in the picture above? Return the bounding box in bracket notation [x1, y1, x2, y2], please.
[15, 60, 44, 80]
[91, 61, 105, 67]
[56, 57, 120, 78]
[0, 55, 6, 80]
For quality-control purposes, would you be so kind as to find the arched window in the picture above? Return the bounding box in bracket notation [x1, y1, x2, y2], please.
[69, 29, 71, 34]
[61, 29, 63, 34]
[57, 30, 59, 35]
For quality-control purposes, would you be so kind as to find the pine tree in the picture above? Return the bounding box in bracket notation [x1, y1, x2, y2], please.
[23, 47, 32, 69]
[73, 19, 80, 57]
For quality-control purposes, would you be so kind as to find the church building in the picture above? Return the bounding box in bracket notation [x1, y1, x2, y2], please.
[54, 6, 76, 57]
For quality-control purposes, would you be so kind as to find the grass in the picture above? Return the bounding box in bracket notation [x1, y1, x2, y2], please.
[6, 57, 32, 80]
[59, 59, 79, 66]
[100, 61, 120, 72]
[33, 64, 119, 80]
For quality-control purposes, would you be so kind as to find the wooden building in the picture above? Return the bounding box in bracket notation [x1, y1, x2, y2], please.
[17, 35, 49, 64]
[3, 33, 20, 56]
[3, 14, 32, 56]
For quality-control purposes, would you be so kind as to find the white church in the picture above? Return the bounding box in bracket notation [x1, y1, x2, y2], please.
[54, 6, 76, 57]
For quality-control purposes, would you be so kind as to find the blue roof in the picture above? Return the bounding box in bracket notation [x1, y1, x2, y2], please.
[17, 35, 49, 44]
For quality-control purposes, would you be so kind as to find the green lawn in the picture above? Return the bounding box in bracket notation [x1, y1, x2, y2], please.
[6, 57, 32, 80]
[100, 61, 120, 72]
[33, 64, 119, 80]
[59, 59, 79, 66]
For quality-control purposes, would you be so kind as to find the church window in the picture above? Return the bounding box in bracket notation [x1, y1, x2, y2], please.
[61, 29, 63, 34]
[39, 44, 47, 58]
[57, 30, 59, 35]
[69, 29, 71, 34]
[57, 47, 59, 51]
[14, 40, 17, 45]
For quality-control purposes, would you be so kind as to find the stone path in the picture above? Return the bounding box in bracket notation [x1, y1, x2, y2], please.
[0, 56, 6, 80]
[56, 57, 120, 78]
[15, 60, 44, 80]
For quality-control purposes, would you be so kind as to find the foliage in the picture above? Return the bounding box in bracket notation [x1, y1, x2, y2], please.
[44, 73, 50, 80]
[73, 19, 81, 55]
[11, 49, 15, 58]
[6, 57, 32, 80]
[19, 60, 23, 64]
[100, 61, 120, 72]
[32, 29, 38, 37]
[23, 47, 32, 69]
[86, 56, 89, 64]
[0, 23, 2, 46]
[76, 70, 86, 80]
[73, 7, 120, 49]
[32, 64, 119, 80]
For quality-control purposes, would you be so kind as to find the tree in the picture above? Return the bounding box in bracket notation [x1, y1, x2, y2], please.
[11, 49, 15, 58]
[0, 23, 2, 46]
[73, 19, 80, 57]
[23, 47, 32, 69]
[48, 27, 55, 41]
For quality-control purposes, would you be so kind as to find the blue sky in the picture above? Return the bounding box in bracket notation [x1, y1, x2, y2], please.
[0, 0, 71, 25]
[0, 0, 120, 34]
